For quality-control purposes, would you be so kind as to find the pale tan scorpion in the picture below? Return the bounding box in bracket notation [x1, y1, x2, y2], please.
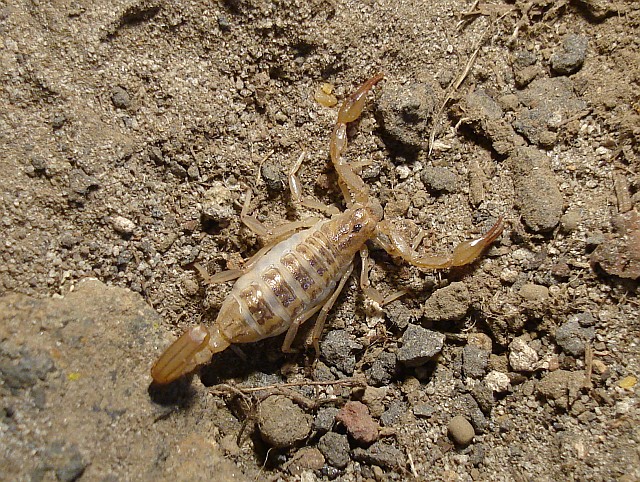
[151, 73, 504, 384]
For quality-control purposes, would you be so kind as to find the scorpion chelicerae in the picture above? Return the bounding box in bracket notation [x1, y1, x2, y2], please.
[151, 73, 504, 384]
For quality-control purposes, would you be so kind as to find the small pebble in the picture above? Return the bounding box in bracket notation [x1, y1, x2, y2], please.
[485, 370, 511, 393]
[352, 441, 403, 469]
[257, 395, 311, 448]
[423, 282, 470, 322]
[448, 415, 475, 446]
[111, 86, 131, 109]
[509, 338, 539, 372]
[555, 319, 595, 356]
[317, 432, 350, 469]
[321, 330, 362, 375]
[519, 283, 549, 302]
[396, 324, 445, 367]
[550, 34, 588, 75]
[336, 401, 379, 444]
[421, 166, 459, 194]
[287, 447, 325, 476]
[111, 216, 136, 236]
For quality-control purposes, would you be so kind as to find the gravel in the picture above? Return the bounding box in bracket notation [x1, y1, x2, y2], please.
[396, 324, 446, 367]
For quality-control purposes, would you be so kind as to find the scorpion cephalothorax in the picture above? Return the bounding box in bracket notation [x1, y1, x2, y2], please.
[151, 73, 504, 384]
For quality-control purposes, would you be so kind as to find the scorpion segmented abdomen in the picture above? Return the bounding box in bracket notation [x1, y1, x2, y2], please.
[215, 221, 354, 344]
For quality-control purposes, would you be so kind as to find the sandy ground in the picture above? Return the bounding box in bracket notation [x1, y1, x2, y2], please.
[1, 0, 639, 480]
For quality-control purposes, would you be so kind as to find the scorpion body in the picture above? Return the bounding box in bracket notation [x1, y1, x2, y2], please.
[151, 74, 504, 385]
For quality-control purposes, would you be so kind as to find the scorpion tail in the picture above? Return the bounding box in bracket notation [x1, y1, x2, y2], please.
[151, 324, 230, 384]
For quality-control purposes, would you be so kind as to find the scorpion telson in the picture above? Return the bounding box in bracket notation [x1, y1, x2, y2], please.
[151, 73, 504, 385]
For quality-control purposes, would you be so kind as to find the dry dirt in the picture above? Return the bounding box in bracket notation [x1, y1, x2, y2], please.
[1, 1, 639, 481]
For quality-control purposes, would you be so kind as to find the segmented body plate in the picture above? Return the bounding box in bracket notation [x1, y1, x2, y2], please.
[215, 213, 362, 343]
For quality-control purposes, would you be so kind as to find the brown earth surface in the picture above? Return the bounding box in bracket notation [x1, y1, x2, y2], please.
[1, 1, 639, 480]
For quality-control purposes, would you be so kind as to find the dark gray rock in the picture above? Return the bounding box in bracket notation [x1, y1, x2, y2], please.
[111, 86, 131, 109]
[513, 77, 587, 148]
[555, 319, 595, 356]
[0, 346, 55, 390]
[381, 400, 407, 426]
[317, 432, 350, 469]
[352, 441, 403, 469]
[313, 407, 338, 434]
[365, 351, 397, 386]
[261, 160, 287, 191]
[462, 344, 489, 379]
[550, 34, 588, 75]
[396, 324, 445, 367]
[321, 329, 362, 375]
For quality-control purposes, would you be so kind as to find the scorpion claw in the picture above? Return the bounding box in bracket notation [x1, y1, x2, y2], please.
[151, 325, 211, 384]
[451, 216, 505, 267]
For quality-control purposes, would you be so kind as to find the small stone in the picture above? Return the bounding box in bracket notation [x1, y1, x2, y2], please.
[361, 386, 387, 417]
[201, 182, 235, 229]
[257, 395, 312, 448]
[519, 283, 549, 302]
[111, 216, 136, 236]
[336, 401, 379, 444]
[423, 282, 471, 322]
[313, 407, 338, 434]
[555, 319, 595, 356]
[537, 369, 585, 410]
[321, 330, 362, 375]
[484, 371, 511, 393]
[550, 34, 588, 76]
[287, 447, 325, 476]
[448, 415, 475, 446]
[618, 375, 637, 390]
[365, 351, 397, 386]
[43, 442, 88, 482]
[462, 344, 490, 379]
[375, 80, 436, 156]
[111, 86, 131, 109]
[509, 338, 539, 372]
[420, 166, 459, 194]
[261, 160, 287, 191]
[352, 441, 403, 469]
[317, 432, 350, 469]
[467, 333, 492, 352]
[507, 147, 563, 232]
[381, 400, 407, 426]
[412, 403, 434, 419]
[396, 324, 445, 367]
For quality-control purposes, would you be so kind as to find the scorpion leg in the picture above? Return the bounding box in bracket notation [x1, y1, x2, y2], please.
[289, 152, 340, 216]
[151, 324, 231, 384]
[310, 263, 354, 357]
[241, 188, 323, 241]
[329, 73, 384, 205]
[375, 216, 504, 269]
[359, 247, 406, 305]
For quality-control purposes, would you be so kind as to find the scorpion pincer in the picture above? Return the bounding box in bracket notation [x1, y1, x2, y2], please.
[151, 73, 504, 385]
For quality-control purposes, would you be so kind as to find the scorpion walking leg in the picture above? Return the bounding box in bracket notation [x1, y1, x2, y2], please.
[376, 217, 504, 269]
[289, 152, 340, 216]
[310, 263, 355, 357]
[329, 73, 384, 205]
[359, 247, 407, 306]
[241, 188, 323, 241]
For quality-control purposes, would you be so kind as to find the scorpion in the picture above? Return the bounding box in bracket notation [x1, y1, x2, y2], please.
[151, 73, 504, 385]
